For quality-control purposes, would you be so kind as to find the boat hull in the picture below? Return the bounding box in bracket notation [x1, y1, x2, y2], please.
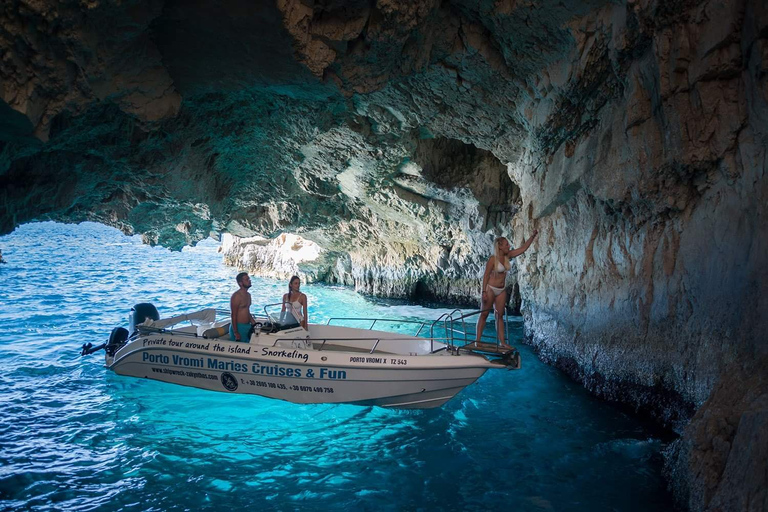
[107, 333, 496, 409]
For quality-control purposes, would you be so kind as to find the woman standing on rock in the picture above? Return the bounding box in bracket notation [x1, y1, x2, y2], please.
[282, 275, 308, 330]
[475, 230, 538, 348]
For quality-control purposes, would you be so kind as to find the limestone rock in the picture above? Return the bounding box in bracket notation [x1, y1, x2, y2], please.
[221, 232, 322, 282]
[0, 0, 181, 141]
[665, 356, 768, 511]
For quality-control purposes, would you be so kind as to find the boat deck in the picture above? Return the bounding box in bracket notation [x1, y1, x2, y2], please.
[456, 342, 521, 369]
[312, 341, 517, 358]
[457, 342, 514, 354]
[309, 343, 396, 355]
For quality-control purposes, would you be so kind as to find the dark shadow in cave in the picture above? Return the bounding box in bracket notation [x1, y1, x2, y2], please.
[400, 136, 525, 308]
[411, 137, 521, 229]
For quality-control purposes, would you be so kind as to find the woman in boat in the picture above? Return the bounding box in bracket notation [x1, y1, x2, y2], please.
[475, 230, 538, 348]
[282, 275, 308, 330]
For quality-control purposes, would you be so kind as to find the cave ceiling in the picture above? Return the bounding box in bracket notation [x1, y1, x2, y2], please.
[0, 0, 611, 252]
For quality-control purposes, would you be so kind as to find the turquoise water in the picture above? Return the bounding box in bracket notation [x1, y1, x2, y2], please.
[0, 222, 673, 511]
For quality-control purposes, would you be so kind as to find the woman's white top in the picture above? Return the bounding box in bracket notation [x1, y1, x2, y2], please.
[289, 300, 304, 322]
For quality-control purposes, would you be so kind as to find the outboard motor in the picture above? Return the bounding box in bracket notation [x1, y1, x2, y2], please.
[81, 304, 158, 358]
[106, 327, 129, 356]
[129, 303, 160, 336]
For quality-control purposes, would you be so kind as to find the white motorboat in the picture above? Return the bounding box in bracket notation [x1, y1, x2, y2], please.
[82, 303, 520, 409]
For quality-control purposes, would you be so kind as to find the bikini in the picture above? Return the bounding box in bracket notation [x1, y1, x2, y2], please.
[486, 259, 509, 297]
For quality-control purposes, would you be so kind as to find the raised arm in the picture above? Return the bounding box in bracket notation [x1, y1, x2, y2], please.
[507, 229, 539, 258]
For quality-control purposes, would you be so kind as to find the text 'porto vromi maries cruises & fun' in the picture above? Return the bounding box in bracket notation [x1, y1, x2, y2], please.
[82, 302, 521, 409]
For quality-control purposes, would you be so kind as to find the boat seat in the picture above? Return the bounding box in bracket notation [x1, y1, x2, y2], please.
[201, 323, 231, 339]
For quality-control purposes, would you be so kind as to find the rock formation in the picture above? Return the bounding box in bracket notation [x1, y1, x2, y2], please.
[220, 232, 324, 281]
[1, 0, 766, 508]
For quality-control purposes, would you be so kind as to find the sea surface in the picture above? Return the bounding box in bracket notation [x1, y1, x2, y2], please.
[0, 222, 674, 511]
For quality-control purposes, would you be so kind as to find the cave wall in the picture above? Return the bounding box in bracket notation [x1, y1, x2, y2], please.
[503, 0, 768, 508]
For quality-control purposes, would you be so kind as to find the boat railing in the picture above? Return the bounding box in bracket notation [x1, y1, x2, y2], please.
[261, 302, 299, 322]
[136, 307, 515, 352]
[135, 307, 268, 339]
[327, 308, 514, 354]
[429, 307, 513, 352]
[428, 310, 461, 353]
[135, 325, 198, 338]
[215, 308, 271, 322]
[268, 336, 454, 354]
[325, 317, 432, 336]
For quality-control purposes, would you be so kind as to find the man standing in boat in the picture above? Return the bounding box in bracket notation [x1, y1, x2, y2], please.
[230, 272, 256, 342]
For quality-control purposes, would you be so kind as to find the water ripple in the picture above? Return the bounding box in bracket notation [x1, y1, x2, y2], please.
[0, 222, 673, 510]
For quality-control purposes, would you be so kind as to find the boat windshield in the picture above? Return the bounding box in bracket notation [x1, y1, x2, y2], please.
[263, 303, 303, 332]
[271, 311, 301, 331]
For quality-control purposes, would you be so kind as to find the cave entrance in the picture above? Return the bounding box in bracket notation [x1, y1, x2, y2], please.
[412, 279, 437, 303]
